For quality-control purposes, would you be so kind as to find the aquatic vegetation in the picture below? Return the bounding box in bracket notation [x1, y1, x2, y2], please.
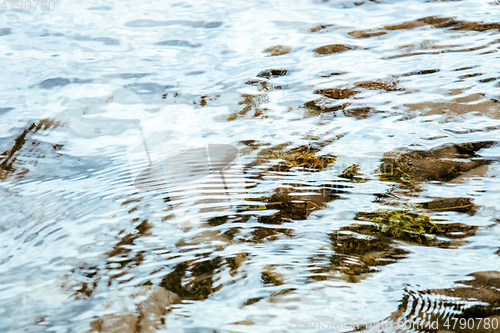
[254, 144, 336, 172]
[309, 204, 478, 283]
[355, 209, 477, 246]
[378, 162, 412, 183]
[339, 163, 362, 180]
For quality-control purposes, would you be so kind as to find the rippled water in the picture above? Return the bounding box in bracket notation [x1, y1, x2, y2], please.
[1, 0, 500, 332]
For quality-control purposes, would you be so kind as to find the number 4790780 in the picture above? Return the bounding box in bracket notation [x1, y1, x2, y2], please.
[1, 0, 56, 12]
[443, 317, 499, 331]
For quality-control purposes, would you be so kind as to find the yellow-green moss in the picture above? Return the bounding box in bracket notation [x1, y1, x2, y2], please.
[257, 144, 336, 172]
[356, 209, 476, 246]
[378, 166, 412, 183]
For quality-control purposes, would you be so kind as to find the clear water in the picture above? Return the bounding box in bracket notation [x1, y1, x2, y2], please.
[1, 0, 500, 332]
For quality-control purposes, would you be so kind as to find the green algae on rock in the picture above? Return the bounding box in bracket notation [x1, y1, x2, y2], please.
[355, 210, 477, 246]
[339, 163, 361, 180]
[252, 144, 336, 172]
[378, 165, 412, 183]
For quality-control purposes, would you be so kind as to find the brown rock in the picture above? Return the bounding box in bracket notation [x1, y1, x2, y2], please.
[90, 286, 180, 333]
[421, 197, 475, 214]
[263, 45, 292, 56]
[313, 44, 354, 55]
[381, 141, 496, 182]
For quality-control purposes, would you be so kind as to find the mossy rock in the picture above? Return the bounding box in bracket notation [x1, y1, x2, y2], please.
[270, 145, 336, 172]
[378, 163, 412, 183]
[308, 229, 408, 283]
[339, 163, 365, 181]
[355, 210, 477, 246]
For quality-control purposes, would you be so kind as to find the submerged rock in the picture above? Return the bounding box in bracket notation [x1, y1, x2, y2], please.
[90, 286, 180, 333]
[338, 163, 360, 180]
[313, 44, 355, 55]
[251, 144, 336, 172]
[355, 209, 477, 247]
[244, 188, 337, 242]
[256, 69, 288, 79]
[314, 88, 359, 99]
[263, 45, 292, 56]
[379, 141, 496, 182]
[383, 271, 500, 333]
[420, 197, 476, 214]
[318, 230, 409, 282]
[159, 257, 223, 301]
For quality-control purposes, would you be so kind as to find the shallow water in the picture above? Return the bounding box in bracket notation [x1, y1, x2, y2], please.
[1, 0, 500, 332]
